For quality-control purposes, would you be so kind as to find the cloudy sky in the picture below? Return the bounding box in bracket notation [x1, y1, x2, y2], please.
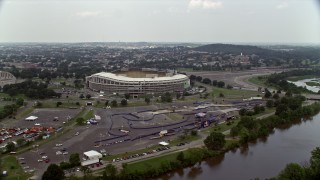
[0, 0, 319, 44]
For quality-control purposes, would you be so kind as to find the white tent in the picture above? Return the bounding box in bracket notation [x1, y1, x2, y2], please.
[83, 150, 102, 160]
[159, 141, 169, 146]
[25, 116, 38, 121]
[94, 115, 101, 120]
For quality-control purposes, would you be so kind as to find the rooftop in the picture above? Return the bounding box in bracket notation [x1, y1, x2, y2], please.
[92, 72, 188, 82]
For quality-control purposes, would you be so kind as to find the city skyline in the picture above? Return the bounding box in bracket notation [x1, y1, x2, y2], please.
[0, 0, 319, 44]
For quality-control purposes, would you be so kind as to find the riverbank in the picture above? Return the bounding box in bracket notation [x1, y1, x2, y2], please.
[91, 99, 320, 179]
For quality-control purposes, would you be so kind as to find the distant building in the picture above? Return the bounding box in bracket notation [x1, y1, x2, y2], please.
[0, 71, 16, 87]
[86, 68, 190, 95]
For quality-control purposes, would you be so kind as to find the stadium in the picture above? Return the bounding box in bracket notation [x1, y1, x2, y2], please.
[86, 68, 190, 95]
[0, 71, 16, 87]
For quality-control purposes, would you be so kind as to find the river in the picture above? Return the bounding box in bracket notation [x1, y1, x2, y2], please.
[288, 78, 320, 93]
[160, 113, 320, 180]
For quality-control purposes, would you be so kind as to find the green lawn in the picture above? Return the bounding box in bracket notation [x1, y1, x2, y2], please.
[0, 155, 32, 180]
[103, 135, 200, 161]
[286, 75, 320, 81]
[83, 109, 94, 120]
[202, 119, 240, 134]
[211, 86, 261, 99]
[248, 76, 268, 87]
[306, 81, 320, 87]
[126, 151, 180, 172]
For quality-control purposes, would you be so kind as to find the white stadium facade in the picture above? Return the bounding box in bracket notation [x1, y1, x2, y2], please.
[86, 68, 190, 94]
[0, 71, 16, 87]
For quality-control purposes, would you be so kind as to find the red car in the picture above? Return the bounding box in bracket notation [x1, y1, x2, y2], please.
[44, 159, 50, 163]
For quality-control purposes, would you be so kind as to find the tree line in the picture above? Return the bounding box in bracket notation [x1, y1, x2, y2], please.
[266, 69, 320, 94]
[189, 74, 232, 89]
[3, 80, 61, 99]
[271, 147, 320, 180]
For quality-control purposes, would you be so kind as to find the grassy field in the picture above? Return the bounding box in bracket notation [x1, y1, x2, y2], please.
[306, 81, 320, 87]
[286, 75, 320, 81]
[83, 109, 94, 120]
[126, 151, 180, 172]
[248, 76, 268, 87]
[211, 86, 261, 99]
[202, 119, 240, 134]
[0, 155, 32, 180]
[103, 135, 200, 161]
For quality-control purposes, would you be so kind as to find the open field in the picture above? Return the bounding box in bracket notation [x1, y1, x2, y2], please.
[0, 155, 31, 180]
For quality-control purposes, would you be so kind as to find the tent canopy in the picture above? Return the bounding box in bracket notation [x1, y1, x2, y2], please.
[25, 116, 38, 121]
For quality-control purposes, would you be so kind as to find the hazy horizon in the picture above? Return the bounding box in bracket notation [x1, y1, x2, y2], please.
[0, 0, 319, 44]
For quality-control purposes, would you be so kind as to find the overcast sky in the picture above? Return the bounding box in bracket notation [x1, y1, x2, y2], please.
[0, 0, 319, 44]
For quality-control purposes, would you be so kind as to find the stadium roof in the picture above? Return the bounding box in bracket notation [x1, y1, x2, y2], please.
[92, 72, 188, 82]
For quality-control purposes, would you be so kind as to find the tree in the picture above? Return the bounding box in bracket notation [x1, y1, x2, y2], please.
[239, 108, 247, 116]
[212, 80, 218, 86]
[266, 100, 274, 108]
[191, 130, 198, 136]
[189, 75, 197, 81]
[6, 142, 15, 152]
[176, 152, 185, 162]
[219, 93, 224, 98]
[202, 78, 211, 84]
[42, 164, 65, 180]
[273, 93, 280, 99]
[111, 100, 117, 107]
[124, 93, 130, 99]
[121, 99, 128, 106]
[196, 76, 202, 82]
[285, 91, 293, 97]
[204, 132, 226, 151]
[310, 147, 320, 179]
[16, 98, 24, 106]
[278, 163, 305, 180]
[86, 94, 91, 99]
[264, 89, 272, 98]
[238, 116, 256, 130]
[217, 81, 225, 88]
[104, 164, 117, 178]
[80, 166, 92, 177]
[105, 100, 109, 106]
[145, 97, 151, 104]
[230, 126, 240, 137]
[56, 101, 62, 107]
[275, 104, 288, 116]
[227, 84, 233, 89]
[69, 153, 80, 167]
[79, 94, 85, 99]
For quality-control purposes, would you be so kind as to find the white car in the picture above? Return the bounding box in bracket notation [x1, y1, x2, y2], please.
[56, 151, 62, 155]
[35, 123, 41, 126]
[37, 159, 43, 162]
[56, 144, 63, 147]
[62, 152, 68, 155]
[41, 156, 48, 159]
[75, 132, 79, 136]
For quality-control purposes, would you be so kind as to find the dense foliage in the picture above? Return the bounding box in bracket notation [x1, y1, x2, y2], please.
[267, 69, 320, 94]
[273, 147, 320, 180]
[3, 80, 61, 99]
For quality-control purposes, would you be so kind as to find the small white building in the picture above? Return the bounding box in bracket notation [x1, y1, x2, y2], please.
[83, 150, 102, 160]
